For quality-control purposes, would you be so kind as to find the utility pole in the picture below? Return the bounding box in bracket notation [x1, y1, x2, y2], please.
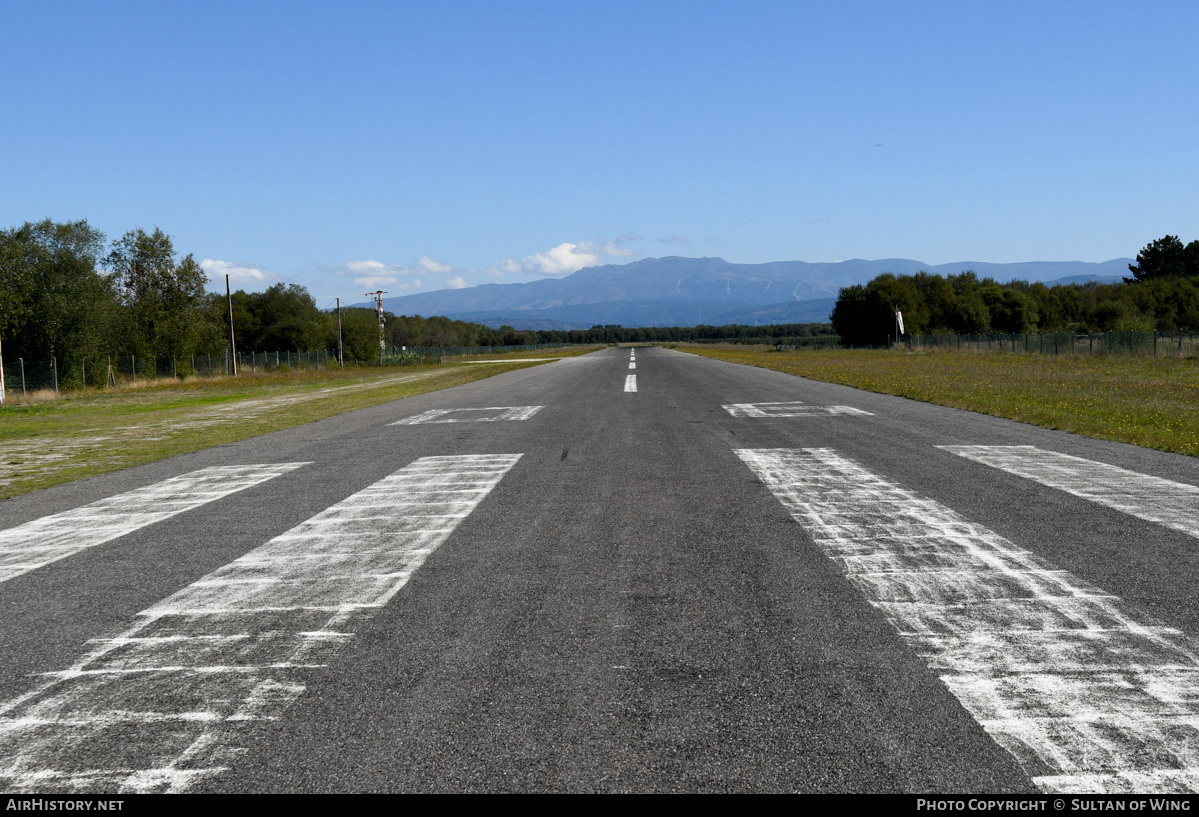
[365, 290, 387, 365]
[336, 297, 344, 369]
[226, 274, 238, 376]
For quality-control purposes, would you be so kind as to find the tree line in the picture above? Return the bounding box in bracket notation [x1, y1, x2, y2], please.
[831, 235, 1199, 346]
[0, 220, 555, 373]
[530, 323, 836, 345]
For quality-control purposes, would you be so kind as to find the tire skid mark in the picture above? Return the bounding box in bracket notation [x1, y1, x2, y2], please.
[736, 447, 1199, 794]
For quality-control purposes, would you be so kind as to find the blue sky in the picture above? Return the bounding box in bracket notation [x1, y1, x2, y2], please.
[3, 1, 1196, 305]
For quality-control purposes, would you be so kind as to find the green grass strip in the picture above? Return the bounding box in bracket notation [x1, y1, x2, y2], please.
[681, 345, 1199, 458]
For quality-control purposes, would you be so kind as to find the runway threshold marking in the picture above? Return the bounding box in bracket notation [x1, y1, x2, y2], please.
[722, 401, 872, 418]
[0, 464, 309, 585]
[0, 454, 521, 794]
[391, 406, 543, 425]
[624, 375, 637, 393]
[941, 445, 1199, 539]
[736, 447, 1199, 794]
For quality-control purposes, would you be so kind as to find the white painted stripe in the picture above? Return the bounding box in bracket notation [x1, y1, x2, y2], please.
[0, 464, 309, 584]
[0, 454, 521, 793]
[735, 447, 1199, 794]
[624, 375, 637, 393]
[941, 446, 1199, 540]
[723, 401, 872, 418]
[391, 405, 543, 425]
[629, 362, 636, 369]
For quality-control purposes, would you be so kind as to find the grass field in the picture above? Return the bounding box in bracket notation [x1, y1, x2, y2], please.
[0, 348, 595, 500]
[682, 344, 1199, 458]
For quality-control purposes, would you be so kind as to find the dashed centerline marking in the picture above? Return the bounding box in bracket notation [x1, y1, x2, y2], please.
[0, 464, 309, 584]
[722, 401, 872, 418]
[736, 446, 1199, 794]
[391, 406, 543, 425]
[940, 445, 1199, 539]
[624, 375, 637, 393]
[629, 362, 636, 369]
[0, 454, 522, 793]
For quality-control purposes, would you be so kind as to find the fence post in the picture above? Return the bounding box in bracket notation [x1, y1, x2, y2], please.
[20, 358, 26, 395]
[52, 356, 58, 394]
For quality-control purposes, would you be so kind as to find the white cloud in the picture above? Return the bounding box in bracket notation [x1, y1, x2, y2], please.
[418, 256, 453, 274]
[330, 240, 635, 289]
[331, 258, 452, 290]
[354, 275, 424, 291]
[523, 242, 603, 275]
[343, 259, 421, 277]
[341, 258, 446, 278]
[487, 258, 523, 276]
[200, 258, 267, 284]
[354, 274, 399, 289]
[345, 260, 388, 275]
[517, 239, 635, 276]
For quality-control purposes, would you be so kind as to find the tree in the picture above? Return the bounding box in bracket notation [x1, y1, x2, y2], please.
[981, 283, 1037, 333]
[106, 227, 210, 360]
[831, 273, 926, 345]
[0, 229, 35, 344]
[1125, 235, 1199, 282]
[0, 220, 117, 367]
[340, 307, 383, 361]
[255, 283, 327, 352]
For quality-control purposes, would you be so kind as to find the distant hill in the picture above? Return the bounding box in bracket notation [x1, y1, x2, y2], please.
[374, 256, 1133, 329]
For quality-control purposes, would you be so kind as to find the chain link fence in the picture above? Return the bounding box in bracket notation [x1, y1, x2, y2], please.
[771, 337, 843, 350]
[905, 330, 1199, 357]
[1, 343, 567, 397]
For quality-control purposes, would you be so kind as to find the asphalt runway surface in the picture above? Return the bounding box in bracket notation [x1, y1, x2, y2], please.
[3, 346, 1199, 793]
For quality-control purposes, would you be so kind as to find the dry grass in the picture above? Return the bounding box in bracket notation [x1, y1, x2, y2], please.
[682, 344, 1199, 457]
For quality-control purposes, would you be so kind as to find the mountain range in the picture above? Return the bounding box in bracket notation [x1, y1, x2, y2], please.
[374, 256, 1131, 330]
